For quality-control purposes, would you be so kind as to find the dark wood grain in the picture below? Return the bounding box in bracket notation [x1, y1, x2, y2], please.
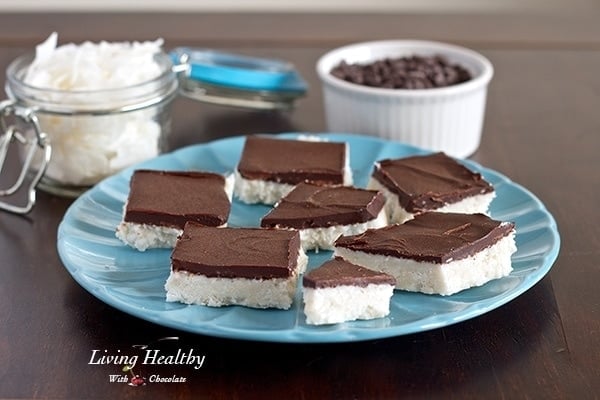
[0, 12, 598, 400]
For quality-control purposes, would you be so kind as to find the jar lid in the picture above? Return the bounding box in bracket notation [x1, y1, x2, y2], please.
[170, 48, 308, 110]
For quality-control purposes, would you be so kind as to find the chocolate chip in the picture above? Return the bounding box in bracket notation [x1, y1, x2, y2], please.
[330, 54, 472, 89]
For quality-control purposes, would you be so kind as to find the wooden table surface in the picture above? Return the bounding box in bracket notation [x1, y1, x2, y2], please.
[0, 12, 599, 399]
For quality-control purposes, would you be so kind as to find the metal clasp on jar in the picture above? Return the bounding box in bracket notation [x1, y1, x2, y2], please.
[0, 100, 51, 214]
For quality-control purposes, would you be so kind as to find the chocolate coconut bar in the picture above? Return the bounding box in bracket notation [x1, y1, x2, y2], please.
[234, 135, 352, 204]
[334, 212, 516, 296]
[261, 182, 387, 251]
[302, 257, 396, 325]
[368, 152, 495, 224]
[116, 169, 233, 251]
[165, 223, 308, 310]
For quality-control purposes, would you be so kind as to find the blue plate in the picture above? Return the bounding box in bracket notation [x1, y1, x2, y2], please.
[57, 133, 560, 343]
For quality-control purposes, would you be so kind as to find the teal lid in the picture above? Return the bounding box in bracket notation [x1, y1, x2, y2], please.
[170, 48, 307, 109]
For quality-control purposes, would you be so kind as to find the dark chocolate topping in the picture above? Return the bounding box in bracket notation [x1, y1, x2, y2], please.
[303, 257, 396, 289]
[171, 223, 301, 279]
[372, 153, 494, 213]
[124, 169, 230, 229]
[335, 212, 514, 264]
[237, 135, 347, 185]
[261, 183, 385, 229]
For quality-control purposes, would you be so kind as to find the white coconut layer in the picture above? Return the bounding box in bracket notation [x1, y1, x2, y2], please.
[293, 207, 388, 251]
[116, 222, 184, 252]
[367, 177, 495, 224]
[303, 283, 394, 325]
[334, 230, 516, 296]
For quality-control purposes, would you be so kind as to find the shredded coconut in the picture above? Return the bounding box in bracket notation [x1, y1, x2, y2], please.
[22, 33, 168, 187]
[25, 32, 164, 91]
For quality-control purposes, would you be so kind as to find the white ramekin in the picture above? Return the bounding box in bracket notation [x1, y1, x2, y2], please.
[316, 40, 494, 158]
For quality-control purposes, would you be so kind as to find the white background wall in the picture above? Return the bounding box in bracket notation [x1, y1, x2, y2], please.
[0, 0, 595, 13]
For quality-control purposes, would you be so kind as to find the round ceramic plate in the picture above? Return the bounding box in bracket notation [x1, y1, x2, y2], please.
[57, 133, 560, 343]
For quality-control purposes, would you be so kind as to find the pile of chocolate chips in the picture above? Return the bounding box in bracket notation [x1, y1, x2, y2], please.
[330, 55, 472, 89]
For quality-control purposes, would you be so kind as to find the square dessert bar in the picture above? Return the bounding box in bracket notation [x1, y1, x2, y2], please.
[334, 212, 516, 296]
[368, 152, 495, 224]
[165, 223, 308, 310]
[234, 135, 352, 204]
[302, 257, 396, 325]
[261, 182, 387, 251]
[116, 169, 233, 251]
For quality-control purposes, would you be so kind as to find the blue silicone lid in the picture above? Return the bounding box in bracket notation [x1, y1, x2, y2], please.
[170, 47, 307, 93]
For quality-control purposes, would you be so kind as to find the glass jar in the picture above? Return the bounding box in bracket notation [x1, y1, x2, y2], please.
[5, 51, 178, 197]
